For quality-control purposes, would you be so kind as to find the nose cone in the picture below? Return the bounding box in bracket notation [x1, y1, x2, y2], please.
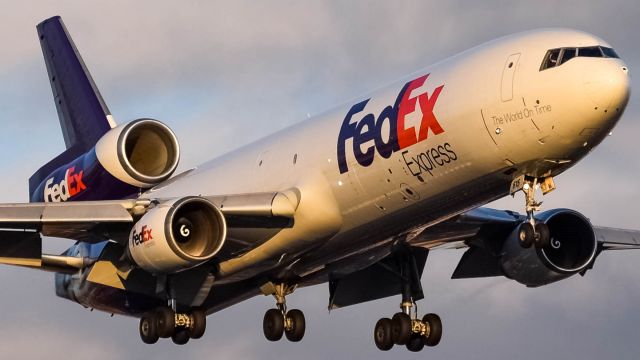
[584, 61, 630, 112]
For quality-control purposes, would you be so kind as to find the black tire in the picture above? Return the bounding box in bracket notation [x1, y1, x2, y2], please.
[284, 309, 306, 342]
[518, 222, 534, 248]
[423, 313, 442, 347]
[534, 222, 551, 248]
[155, 307, 175, 338]
[374, 318, 394, 351]
[171, 329, 190, 345]
[406, 333, 425, 352]
[391, 312, 412, 345]
[263, 308, 284, 341]
[190, 309, 206, 339]
[139, 315, 159, 344]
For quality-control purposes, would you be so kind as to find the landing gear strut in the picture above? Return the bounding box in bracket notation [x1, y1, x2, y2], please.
[515, 177, 552, 249]
[262, 283, 306, 342]
[373, 248, 442, 352]
[139, 306, 207, 345]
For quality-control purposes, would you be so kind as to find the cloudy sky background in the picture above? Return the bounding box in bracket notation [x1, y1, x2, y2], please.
[0, 1, 639, 359]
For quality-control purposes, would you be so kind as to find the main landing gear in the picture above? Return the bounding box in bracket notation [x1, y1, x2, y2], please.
[139, 306, 207, 345]
[373, 248, 442, 352]
[374, 305, 442, 352]
[262, 283, 306, 342]
[514, 177, 553, 249]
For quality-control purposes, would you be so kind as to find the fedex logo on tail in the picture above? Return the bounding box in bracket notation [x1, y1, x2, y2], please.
[337, 74, 445, 173]
[44, 167, 87, 202]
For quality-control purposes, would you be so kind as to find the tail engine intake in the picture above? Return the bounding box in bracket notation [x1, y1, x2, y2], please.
[95, 118, 180, 188]
[31, 118, 180, 202]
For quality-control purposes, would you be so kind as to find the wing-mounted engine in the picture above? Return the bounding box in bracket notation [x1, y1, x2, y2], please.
[31, 118, 180, 202]
[127, 197, 227, 274]
[501, 209, 598, 287]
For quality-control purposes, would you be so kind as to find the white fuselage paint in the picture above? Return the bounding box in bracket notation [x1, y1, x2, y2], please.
[145, 29, 630, 283]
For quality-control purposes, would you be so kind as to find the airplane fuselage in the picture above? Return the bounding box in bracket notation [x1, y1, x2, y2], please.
[147, 28, 628, 280]
[59, 28, 630, 315]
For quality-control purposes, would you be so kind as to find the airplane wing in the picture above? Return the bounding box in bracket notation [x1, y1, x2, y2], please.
[406, 207, 640, 250]
[0, 191, 299, 271]
[328, 207, 640, 309]
[414, 207, 640, 279]
[593, 226, 640, 250]
[0, 191, 298, 241]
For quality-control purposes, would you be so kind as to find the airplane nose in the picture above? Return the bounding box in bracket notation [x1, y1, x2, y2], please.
[583, 62, 630, 112]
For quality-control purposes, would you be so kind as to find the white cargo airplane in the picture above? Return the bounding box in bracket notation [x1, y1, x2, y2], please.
[0, 16, 637, 352]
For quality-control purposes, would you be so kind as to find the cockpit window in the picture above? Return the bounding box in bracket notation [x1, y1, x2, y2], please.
[540, 45, 620, 71]
[601, 47, 619, 58]
[578, 46, 602, 57]
[560, 48, 576, 64]
[541, 49, 561, 70]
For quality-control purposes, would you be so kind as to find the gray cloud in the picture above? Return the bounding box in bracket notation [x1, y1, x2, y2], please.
[0, 1, 639, 359]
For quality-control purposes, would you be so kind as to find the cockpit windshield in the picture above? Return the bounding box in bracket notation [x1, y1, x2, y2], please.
[540, 46, 619, 70]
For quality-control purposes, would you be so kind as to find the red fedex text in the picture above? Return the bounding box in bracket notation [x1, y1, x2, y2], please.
[337, 74, 445, 173]
[44, 167, 87, 202]
[132, 225, 153, 246]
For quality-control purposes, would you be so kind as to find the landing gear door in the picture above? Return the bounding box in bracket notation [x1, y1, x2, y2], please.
[501, 53, 520, 102]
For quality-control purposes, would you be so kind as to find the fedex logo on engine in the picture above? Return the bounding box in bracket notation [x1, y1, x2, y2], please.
[132, 225, 153, 246]
[337, 74, 445, 174]
[44, 167, 87, 202]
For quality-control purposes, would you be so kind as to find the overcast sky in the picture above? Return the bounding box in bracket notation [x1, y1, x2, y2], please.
[0, 1, 639, 359]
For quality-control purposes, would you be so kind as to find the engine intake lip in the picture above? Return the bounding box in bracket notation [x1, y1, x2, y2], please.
[536, 209, 597, 274]
[164, 196, 227, 262]
[117, 118, 180, 185]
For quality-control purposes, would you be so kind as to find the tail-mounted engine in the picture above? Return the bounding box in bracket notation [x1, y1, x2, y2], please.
[31, 118, 180, 202]
[95, 118, 179, 188]
[127, 197, 227, 274]
[501, 209, 598, 287]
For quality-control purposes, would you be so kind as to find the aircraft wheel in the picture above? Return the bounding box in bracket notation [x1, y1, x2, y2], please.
[155, 307, 175, 338]
[171, 329, 190, 345]
[284, 309, 306, 342]
[139, 315, 159, 344]
[423, 313, 442, 347]
[190, 309, 206, 339]
[534, 222, 551, 248]
[391, 312, 412, 345]
[518, 222, 534, 248]
[263, 308, 285, 341]
[373, 318, 394, 351]
[406, 333, 425, 352]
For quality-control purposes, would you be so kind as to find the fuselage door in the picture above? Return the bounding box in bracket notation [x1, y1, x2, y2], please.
[501, 53, 521, 102]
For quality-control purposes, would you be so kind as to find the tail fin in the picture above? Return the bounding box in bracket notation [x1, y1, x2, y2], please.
[29, 16, 114, 196]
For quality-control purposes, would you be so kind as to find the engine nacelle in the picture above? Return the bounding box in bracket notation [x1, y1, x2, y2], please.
[127, 197, 227, 274]
[31, 118, 180, 202]
[501, 209, 597, 287]
[95, 118, 180, 188]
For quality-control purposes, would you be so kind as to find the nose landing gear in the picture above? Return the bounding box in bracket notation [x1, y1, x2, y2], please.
[513, 176, 554, 249]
